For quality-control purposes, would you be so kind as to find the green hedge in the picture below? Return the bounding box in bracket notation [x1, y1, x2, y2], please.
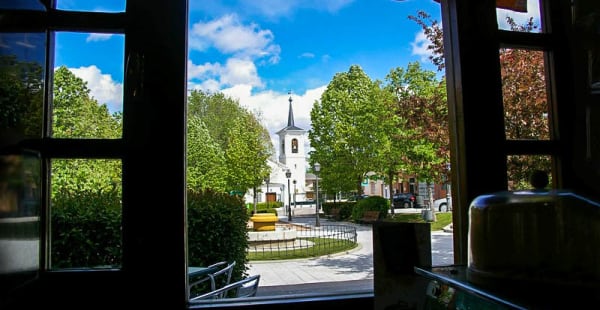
[246, 201, 281, 215]
[322, 201, 355, 220]
[51, 190, 122, 268]
[187, 189, 249, 282]
[51, 188, 250, 284]
[351, 196, 389, 222]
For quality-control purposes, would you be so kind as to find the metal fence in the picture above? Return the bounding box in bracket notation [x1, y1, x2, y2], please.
[248, 224, 357, 260]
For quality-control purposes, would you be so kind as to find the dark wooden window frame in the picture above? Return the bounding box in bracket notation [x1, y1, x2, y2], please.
[2, 0, 587, 308]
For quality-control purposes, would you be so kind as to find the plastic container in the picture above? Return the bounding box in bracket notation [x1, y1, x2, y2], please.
[467, 190, 600, 291]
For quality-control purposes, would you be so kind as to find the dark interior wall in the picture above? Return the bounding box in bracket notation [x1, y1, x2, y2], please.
[568, 0, 600, 201]
[2, 0, 596, 308]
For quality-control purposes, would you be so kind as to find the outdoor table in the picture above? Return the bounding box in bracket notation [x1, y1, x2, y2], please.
[188, 266, 219, 278]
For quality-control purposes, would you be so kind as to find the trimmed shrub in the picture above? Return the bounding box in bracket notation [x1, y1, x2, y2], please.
[246, 201, 281, 215]
[51, 190, 122, 268]
[187, 189, 250, 282]
[351, 196, 389, 222]
[51, 187, 250, 285]
[322, 202, 355, 220]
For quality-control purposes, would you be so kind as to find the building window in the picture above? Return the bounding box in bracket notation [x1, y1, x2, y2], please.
[292, 139, 298, 153]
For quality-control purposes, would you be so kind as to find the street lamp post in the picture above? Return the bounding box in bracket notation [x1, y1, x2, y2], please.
[446, 163, 452, 211]
[286, 169, 292, 221]
[293, 179, 297, 208]
[314, 162, 321, 227]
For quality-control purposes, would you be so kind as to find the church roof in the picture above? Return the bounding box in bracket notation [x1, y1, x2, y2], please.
[276, 93, 305, 134]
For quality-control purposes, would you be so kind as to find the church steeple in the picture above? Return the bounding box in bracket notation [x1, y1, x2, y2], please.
[287, 92, 295, 127]
[278, 91, 302, 132]
[274, 90, 307, 206]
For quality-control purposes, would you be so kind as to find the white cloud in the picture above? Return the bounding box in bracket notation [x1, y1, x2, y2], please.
[187, 60, 221, 80]
[317, 0, 354, 13]
[218, 85, 326, 156]
[86, 33, 113, 42]
[199, 79, 222, 93]
[189, 14, 280, 63]
[187, 57, 263, 90]
[69, 65, 123, 113]
[234, 0, 354, 19]
[220, 58, 263, 87]
[299, 52, 315, 59]
[411, 30, 433, 63]
[189, 0, 354, 20]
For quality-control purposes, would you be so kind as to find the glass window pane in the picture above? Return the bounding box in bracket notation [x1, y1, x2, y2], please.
[0, 0, 46, 10]
[55, 0, 125, 12]
[0, 150, 41, 303]
[507, 155, 552, 190]
[186, 0, 450, 300]
[500, 48, 550, 140]
[53, 32, 123, 139]
[50, 159, 122, 269]
[573, 1, 600, 92]
[0, 151, 41, 261]
[497, 0, 543, 33]
[0, 32, 46, 142]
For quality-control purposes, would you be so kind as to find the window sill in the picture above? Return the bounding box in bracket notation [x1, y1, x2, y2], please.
[188, 290, 374, 309]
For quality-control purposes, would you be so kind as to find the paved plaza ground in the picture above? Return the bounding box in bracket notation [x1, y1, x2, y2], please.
[248, 206, 454, 296]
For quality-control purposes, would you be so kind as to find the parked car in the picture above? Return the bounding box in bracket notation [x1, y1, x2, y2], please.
[392, 193, 418, 208]
[434, 197, 452, 212]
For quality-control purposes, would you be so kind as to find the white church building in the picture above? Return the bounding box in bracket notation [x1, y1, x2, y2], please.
[243, 94, 312, 209]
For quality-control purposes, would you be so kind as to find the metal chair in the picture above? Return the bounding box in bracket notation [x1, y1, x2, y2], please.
[190, 274, 261, 300]
[208, 261, 236, 291]
[206, 261, 227, 269]
[189, 261, 227, 298]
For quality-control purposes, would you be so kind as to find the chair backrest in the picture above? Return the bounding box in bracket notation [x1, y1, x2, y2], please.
[189, 261, 227, 298]
[206, 261, 227, 269]
[209, 261, 236, 291]
[230, 274, 260, 298]
[190, 274, 261, 301]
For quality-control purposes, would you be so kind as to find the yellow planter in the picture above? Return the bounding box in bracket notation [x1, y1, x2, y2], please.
[250, 213, 278, 231]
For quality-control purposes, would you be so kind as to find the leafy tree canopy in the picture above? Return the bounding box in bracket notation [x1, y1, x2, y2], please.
[0, 55, 44, 139]
[187, 90, 273, 193]
[385, 62, 448, 183]
[51, 66, 122, 196]
[309, 65, 391, 194]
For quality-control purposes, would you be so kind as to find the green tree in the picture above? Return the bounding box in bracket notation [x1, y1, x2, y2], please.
[53, 66, 120, 139]
[49, 67, 123, 268]
[51, 66, 122, 196]
[223, 113, 272, 195]
[188, 90, 245, 151]
[187, 90, 273, 194]
[309, 65, 390, 194]
[0, 55, 44, 140]
[385, 62, 449, 184]
[378, 108, 412, 214]
[187, 115, 227, 191]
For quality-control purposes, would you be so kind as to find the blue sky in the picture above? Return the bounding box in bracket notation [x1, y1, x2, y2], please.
[54, 0, 540, 152]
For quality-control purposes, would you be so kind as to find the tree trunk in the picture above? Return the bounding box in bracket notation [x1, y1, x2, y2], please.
[388, 170, 395, 215]
[252, 186, 257, 214]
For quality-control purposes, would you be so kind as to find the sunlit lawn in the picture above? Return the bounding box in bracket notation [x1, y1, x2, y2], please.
[247, 237, 358, 261]
[247, 212, 452, 260]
